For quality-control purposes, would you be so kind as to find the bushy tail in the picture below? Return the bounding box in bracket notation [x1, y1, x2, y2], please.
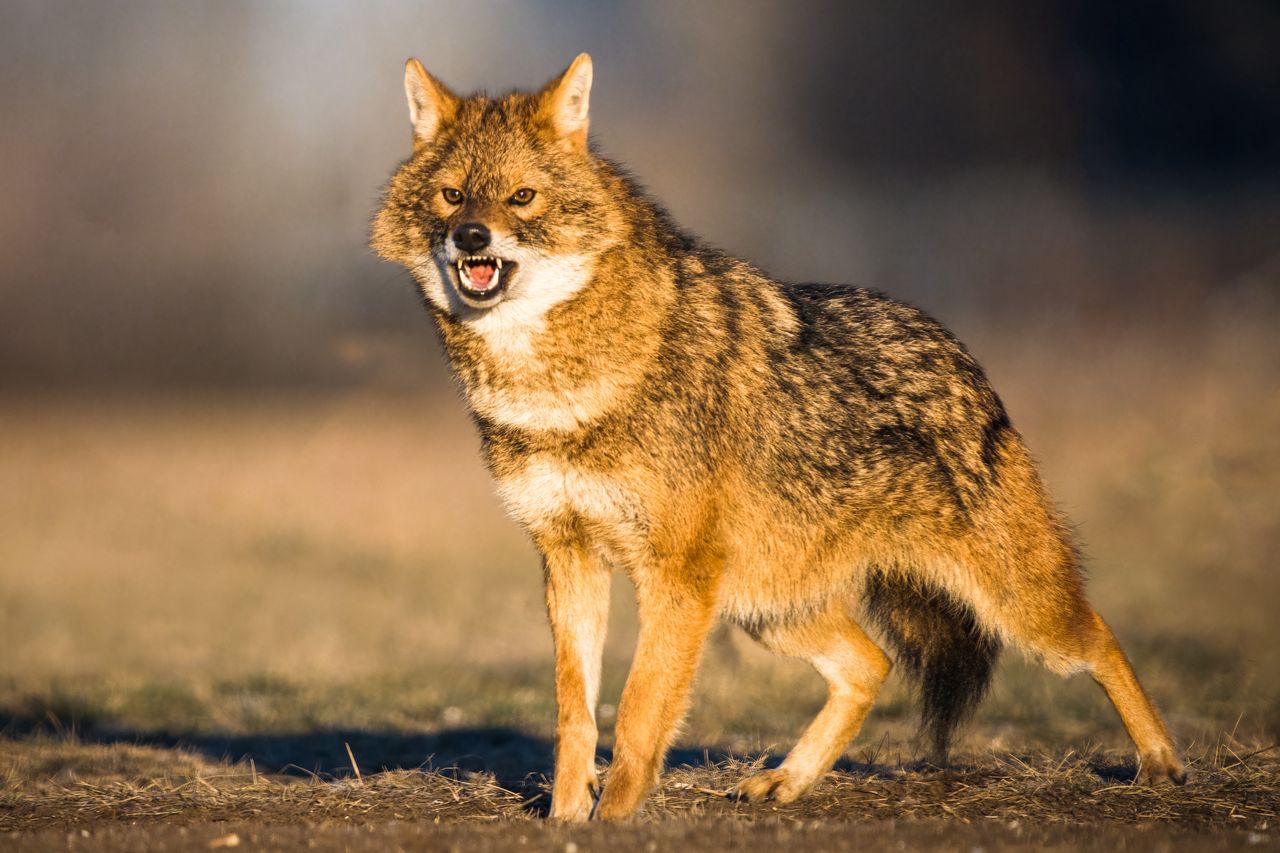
[864, 570, 1001, 763]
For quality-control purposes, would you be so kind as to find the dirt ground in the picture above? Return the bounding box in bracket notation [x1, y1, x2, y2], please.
[7, 818, 1275, 853]
[4, 745, 1277, 850]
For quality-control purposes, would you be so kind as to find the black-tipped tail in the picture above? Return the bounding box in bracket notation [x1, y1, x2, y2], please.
[864, 570, 1001, 762]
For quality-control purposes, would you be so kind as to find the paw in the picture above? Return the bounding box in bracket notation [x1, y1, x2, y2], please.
[549, 774, 599, 822]
[1137, 748, 1187, 786]
[729, 768, 813, 804]
[593, 768, 652, 821]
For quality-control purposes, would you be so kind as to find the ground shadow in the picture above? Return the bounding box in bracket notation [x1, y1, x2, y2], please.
[175, 726, 557, 782]
[1086, 759, 1139, 783]
[3, 705, 548, 781]
[1, 701, 1139, 800]
[0, 701, 744, 790]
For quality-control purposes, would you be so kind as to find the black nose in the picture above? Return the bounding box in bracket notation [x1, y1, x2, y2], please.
[452, 222, 491, 254]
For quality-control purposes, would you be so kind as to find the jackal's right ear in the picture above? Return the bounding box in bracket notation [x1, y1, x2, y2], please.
[404, 58, 457, 147]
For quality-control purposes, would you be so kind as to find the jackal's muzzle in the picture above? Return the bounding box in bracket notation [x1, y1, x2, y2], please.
[449, 222, 516, 305]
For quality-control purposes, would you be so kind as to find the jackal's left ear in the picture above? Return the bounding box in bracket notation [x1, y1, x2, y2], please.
[541, 53, 593, 151]
[404, 58, 457, 148]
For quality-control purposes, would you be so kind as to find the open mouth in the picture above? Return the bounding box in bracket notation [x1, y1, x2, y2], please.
[454, 255, 513, 303]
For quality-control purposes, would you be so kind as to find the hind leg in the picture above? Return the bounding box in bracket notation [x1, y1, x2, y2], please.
[1079, 609, 1186, 784]
[958, 428, 1184, 783]
[731, 603, 891, 803]
[1020, 600, 1185, 785]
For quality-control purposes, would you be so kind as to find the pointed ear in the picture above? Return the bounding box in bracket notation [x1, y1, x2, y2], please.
[541, 53, 593, 150]
[404, 58, 457, 147]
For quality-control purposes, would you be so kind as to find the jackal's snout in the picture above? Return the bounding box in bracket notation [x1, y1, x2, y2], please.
[453, 222, 490, 254]
[449, 221, 514, 305]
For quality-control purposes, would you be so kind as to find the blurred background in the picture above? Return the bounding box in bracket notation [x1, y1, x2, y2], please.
[2, 0, 1278, 766]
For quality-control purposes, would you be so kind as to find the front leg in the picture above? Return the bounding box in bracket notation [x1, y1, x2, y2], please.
[595, 561, 719, 820]
[544, 545, 611, 822]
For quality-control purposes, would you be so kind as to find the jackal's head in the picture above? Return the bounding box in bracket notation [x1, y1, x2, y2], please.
[372, 54, 622, 317]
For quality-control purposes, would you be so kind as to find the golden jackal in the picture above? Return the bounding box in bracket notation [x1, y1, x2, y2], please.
[372, 54, 1186, 821]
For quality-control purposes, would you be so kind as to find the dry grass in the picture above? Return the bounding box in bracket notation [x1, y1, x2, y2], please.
[1, 321, 1278, 847]
[2, 739, 1276, 830]
[3, 737, 1277, 849]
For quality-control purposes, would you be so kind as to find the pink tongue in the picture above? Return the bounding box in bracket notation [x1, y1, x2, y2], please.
[467, 262, 496, 289]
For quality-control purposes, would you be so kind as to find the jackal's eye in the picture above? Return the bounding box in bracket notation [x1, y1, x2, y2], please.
[508, 188, 537, 206]
[441, 187, 464, 205]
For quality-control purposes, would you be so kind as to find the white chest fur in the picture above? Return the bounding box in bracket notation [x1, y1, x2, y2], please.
[467, 374, 625, 432]
[495, 455, 647, 543]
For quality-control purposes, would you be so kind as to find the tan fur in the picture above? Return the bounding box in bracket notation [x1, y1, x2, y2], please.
[371, 54, 1186, 821]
